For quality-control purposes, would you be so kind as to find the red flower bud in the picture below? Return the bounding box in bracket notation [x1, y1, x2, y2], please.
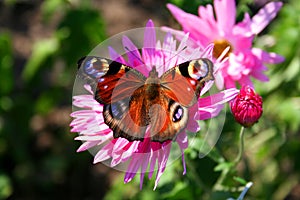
[230, 85, 263, 127]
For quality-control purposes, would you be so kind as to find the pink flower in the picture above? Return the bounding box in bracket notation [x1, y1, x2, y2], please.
[230, 85, 263, 127]
[164, 0, 284, 89]
[70, 20, 239, 189]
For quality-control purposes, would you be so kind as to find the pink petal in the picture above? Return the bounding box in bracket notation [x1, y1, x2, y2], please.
[198, 4, 214, 23]
[214, 0, 236, 36]
[238, 75, 254, 87]
[154, 143, 172, 190]
[186, 104, 200, 132]
[142, 20, 156, 67]
[215, 70, 225, 89]
[251, 2, 283, 34]
[200, 43, 214, 60]
[161, 27, 199, 48]
[70, 110, 100, 118]
[181, 152, 186, 175]
[108, 46, 127, 64]
[197, 104, 224, 120]
[114, 141, 139, 165]
[124, 172, 136, 184]
[93, 141, 114, 164]
[224, 77, 237, 89]
[233, 13, 253, 39]
[200, 80, 214, 96]
[124, 158, 142, 183]
[252, 48, 285, 64]
[148, 150, 158, 179]
[176, 131, 188, 150]
[166, 4, 212, 46]
[157, 32, 177, 74]
[251, 69, 269, 82]
[197, 88, 239, 120]
[75, 135, 109, 142]
[112, 138, 129, 155]
[110, 140, 139, 167]
[72, 95, 101, 109]
[199, 88, 239, 107]
[139, 153, 151, 190]
[83, 84, 93, 94]
[162, 32, 176, 52]
[122, 36, 144, 68]
[77, 141, 99, 152]
[196, 5, 220, 43]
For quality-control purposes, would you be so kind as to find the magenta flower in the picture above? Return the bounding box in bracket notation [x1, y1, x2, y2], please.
[70, 20, 239, 189]
[230, 85, 263, 127]
[164, 0, 284, 89]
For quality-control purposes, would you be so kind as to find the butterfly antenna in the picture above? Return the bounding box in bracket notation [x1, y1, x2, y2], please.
[160, 45, 187, 71]
[169, 45, 187, 63]
[124, 46, 145, 65]
[124, 45, 188, 72]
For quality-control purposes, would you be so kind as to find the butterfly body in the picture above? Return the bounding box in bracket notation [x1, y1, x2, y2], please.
[79, 56, 214, 143]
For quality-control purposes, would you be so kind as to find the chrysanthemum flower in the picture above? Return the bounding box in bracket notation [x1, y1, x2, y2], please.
[70, 20, 239, 189]
[230, 85, 263, 127]
[164, 0, 284, 89]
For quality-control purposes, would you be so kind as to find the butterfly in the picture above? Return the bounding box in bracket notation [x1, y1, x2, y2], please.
[77, 56, 214, 143]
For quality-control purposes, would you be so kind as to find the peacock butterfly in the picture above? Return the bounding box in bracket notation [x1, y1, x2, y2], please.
[77, 56, 214, 143]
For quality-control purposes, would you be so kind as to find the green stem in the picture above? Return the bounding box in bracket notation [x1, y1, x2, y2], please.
[213, 126, 246, 191]
[213, 167, 230, 191]
[234, 126, 245, 165]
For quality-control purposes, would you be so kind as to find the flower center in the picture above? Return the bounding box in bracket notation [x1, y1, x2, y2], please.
[213, 39, 233, 59]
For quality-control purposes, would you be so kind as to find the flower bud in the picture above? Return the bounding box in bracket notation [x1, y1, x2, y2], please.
[230, 85, 263, 127]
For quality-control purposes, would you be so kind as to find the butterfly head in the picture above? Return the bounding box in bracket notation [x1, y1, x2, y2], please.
[148, 66, 159, 78]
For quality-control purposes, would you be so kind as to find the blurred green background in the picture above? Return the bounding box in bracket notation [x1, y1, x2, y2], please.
[0, 0, 299, 199]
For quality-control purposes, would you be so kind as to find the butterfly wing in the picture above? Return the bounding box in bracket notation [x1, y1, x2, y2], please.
[103, 86, 150, 141]
[79, 56, 146, 104]
[160, 58, 214, 107]
[147, 59, 214, 142]
[149, 97, 189, 142]
[79, 56, 149, 141]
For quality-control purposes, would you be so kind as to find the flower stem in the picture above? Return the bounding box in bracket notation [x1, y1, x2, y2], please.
[213, 126, 246, 191]
[234, 126, 245, 165]
[213, 167, 230, 191]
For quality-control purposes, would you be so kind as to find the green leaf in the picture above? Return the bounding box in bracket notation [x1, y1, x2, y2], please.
[214, 162, 234, 172]
[233, 176, 247, 185]
[41, 0, 69, 22]
[0, 33, 14, 95]
[22, 38, 59, 82]
[0, 174, 12, 199]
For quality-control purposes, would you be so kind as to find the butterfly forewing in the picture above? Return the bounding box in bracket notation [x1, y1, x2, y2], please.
[160, 58, 214, 107]
[80, 56, 146, 104]
[96, 67, 146, 104]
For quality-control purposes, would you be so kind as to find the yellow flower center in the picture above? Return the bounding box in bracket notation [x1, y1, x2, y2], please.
[213, 39, 233, 59]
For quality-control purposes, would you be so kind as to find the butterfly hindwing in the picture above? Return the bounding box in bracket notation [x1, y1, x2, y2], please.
[103, 96, 148, 141]
[149, 97, 189, 142]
